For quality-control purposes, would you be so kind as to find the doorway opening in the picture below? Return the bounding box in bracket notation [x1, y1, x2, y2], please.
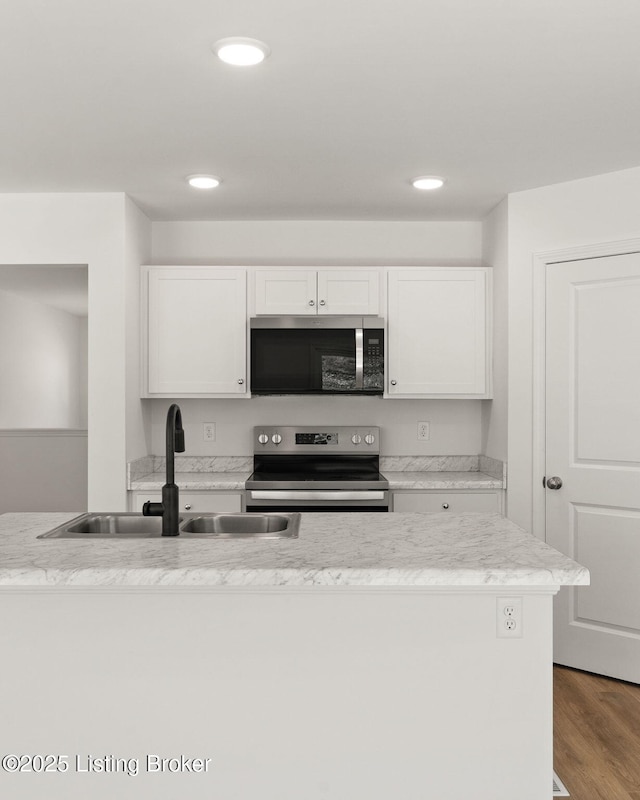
[0, 264, 88, 512]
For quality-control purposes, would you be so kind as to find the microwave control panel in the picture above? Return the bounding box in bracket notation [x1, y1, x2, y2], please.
[365, 336, 382, 358]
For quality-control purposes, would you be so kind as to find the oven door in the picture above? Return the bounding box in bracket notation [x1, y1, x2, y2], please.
[245, 490, 389, 512]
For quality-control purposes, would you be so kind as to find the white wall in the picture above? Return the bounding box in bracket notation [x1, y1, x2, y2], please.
[125, 197, 152, 461]
[0, 194, 150, 509]
[507, 165, 640, 532]
[149, 220, 486, 457]
[151, 220, 483, 266]
[481, 199, 508, 464]
[149, 397, 483, 456]
[0, 289, 87, 428]
[0, 431, 87, 512]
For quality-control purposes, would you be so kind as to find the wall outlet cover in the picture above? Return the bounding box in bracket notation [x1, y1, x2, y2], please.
[496, 597, 523, 638]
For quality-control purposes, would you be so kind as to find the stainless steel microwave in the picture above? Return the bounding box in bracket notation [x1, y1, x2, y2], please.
[250, 316, 384, 395]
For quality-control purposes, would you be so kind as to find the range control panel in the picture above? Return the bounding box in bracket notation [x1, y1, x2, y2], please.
[295, 432, 338, 445]
[253, 426, 380, 454]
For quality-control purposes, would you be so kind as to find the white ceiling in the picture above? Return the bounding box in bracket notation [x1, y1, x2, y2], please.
[2, 0, 640, 221]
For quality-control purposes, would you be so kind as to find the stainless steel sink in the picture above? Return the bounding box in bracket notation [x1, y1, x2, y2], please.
[37, 512, 300, 539]
[180, 514, 297, 538]
[65, 514, 168, 535]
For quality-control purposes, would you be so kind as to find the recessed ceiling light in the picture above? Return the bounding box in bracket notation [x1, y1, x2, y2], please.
[212, 37, 270, 66]
[412, 176, 445, 190]
[186, 174, 221, 189]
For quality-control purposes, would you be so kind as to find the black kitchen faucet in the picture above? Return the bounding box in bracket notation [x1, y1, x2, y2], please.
[142, 403, 185, 536]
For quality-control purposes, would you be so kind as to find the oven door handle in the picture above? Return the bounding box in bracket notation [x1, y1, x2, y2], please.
[248, 490, 386, 501]
[355, 328, 364, 390]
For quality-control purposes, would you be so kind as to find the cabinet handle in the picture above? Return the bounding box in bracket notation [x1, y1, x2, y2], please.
[442, 503, 450, 510]
[319, 300, 326, 306]
[309, 300, 315, 306]
[238, 378, 244, 385]
[184, 504, 192, 510]
[390, 380, 397, 386]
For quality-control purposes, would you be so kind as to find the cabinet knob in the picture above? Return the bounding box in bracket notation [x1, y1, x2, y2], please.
[442, 503, 450, 510]
[390, 380, 397, 386]
[184, 504, 192, 510]
[238, 378, 244, 385]
[319, 300, 326, 306]
[309, 300, 315, 306]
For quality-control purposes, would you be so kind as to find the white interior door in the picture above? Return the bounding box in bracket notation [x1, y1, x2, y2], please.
[546, 252, 640, 683]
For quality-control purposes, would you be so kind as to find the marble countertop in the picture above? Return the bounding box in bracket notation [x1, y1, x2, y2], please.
[0, 512, 588, 588]
[130, 471, 503, 491]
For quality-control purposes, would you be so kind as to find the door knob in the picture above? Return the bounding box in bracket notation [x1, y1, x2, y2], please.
[545, 476, 563, 490]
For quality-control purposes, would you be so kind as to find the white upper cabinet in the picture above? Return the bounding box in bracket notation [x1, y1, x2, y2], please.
[143, 267, 248, 397]
[387, 268, 491, 397]
[254, 269, 380, 315]
[316, 270, 380, 315]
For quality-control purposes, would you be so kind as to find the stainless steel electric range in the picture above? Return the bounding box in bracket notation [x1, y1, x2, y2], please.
[245, 426, 389, 511]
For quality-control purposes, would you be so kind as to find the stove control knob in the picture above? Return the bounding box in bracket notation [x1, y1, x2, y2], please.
[257, 433, 269, 445]
[351, 434, 362, 445]
[271, 433, 283, 445]
[364, 433, 375, 445]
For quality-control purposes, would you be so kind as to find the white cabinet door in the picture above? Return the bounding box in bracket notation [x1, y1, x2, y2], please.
[145, 267, 247, 396]
[254, 269, 380, 315]
[387, 268, 490, 397]
[317, 270, 379, 315]
[255, 269, 317, 314]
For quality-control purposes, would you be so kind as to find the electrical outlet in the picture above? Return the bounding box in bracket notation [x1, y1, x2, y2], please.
[496, 597, 523, 638]
[417, 421, 430, 441]
[203, 422, 216, 442]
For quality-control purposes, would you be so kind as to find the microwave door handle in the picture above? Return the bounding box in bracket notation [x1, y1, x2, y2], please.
[355, 328, 364, 389]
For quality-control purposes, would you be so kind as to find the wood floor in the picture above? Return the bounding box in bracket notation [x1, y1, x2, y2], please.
[553, 665, 640, 799]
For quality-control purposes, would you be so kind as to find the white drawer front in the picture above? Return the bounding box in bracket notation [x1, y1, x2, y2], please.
[392, 492, 499, 513]
[130, 491, 242, 513]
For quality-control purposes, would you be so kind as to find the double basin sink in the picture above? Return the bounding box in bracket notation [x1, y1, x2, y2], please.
[38, 512, 301, 540]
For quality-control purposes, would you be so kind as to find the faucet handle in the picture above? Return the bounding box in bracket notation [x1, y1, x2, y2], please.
[142, 501, 164, 517]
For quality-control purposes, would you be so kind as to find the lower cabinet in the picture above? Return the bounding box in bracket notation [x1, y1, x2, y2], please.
[392, 491, 502, 513]
[129, 491, 243, 513]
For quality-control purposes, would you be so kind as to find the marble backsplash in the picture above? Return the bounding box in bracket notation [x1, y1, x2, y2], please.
[380, 455, 506, 487]
[479, 455, 507, 484]
[128, 455, 253, 483]
[380, 455, 478, 472]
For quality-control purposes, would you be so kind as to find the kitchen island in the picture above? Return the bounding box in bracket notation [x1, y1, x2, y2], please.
[0, 511, 587, 800]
